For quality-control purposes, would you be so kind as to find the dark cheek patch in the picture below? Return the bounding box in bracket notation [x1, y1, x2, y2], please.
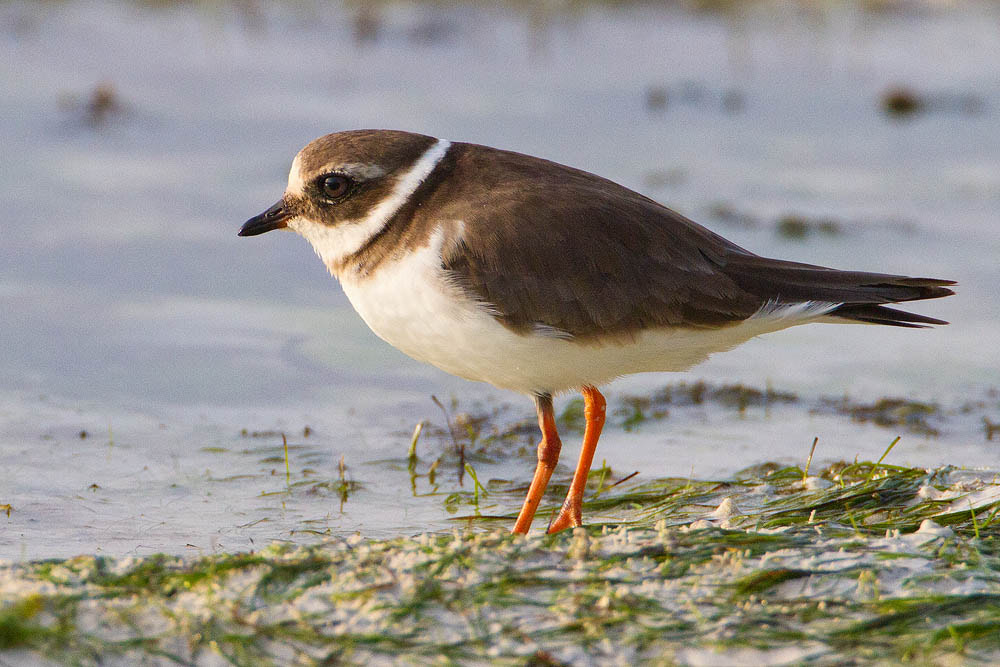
[295, 196, 326, 222]
[297, 174, 404, 225]
[281, 196, 315, 222]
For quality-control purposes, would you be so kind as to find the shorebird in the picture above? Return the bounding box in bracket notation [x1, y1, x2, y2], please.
[239, 129, 954, 534]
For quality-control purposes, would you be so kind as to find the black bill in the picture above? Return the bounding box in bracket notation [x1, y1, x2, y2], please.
[239, 199, 292, 236]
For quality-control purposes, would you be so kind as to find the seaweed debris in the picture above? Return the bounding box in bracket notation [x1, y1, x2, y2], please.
[615, 382, 797, 431]
[1, 462, 997, 665]
[819, 396, 942, 436]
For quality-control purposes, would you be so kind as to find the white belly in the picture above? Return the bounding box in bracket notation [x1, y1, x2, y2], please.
[337, 234, 835, 396]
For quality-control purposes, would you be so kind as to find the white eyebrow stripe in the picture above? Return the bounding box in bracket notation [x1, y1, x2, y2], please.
[286, 138, 452, 274]
[338, 162, 387, 180]
[286, 159, 386, 199]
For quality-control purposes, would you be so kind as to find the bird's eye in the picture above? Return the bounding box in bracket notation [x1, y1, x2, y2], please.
[320, 174, 352, 200]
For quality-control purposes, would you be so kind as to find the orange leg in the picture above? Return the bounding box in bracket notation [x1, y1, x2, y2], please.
[512, 394, 562, 534]
[547, 386, 606, 533]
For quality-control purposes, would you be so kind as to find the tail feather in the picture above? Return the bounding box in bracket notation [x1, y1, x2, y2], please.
[828, 304, 949, 328]
[720, 254, 955, 327]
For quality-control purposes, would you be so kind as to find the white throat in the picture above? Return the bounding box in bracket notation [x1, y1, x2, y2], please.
[287, 139, 452, 275]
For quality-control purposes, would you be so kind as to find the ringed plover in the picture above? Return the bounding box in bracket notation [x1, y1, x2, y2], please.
[240, 130, 954, 534]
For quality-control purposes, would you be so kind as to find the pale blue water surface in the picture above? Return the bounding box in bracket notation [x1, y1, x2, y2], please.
[1, 1, 998, 559]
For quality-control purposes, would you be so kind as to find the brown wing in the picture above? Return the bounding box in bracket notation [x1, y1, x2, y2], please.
[431, 143, 954, 338]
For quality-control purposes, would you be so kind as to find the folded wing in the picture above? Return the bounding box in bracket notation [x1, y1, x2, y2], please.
[435, 145, 954, 338]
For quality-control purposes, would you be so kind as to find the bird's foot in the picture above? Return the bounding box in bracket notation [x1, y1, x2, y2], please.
[547, 498, 582, 533]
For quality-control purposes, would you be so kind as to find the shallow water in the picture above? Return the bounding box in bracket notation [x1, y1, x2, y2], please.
[1, 0, 998, 560]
